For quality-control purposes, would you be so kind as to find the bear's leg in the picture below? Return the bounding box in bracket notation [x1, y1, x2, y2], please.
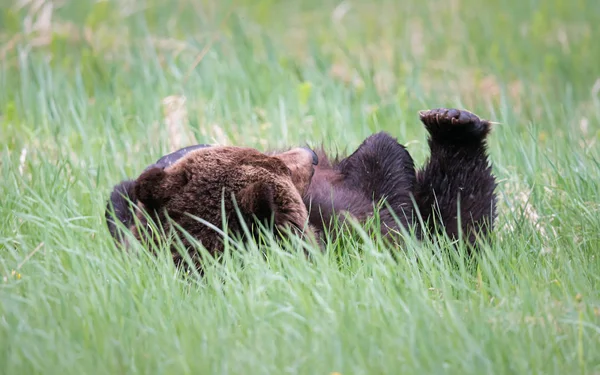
[336, 132, 417, 230]
[414, 108, 497, 246]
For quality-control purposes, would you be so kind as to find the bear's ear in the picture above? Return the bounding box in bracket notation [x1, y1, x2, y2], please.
[236, 182, 276, 223]
[135, 167, 168, 209]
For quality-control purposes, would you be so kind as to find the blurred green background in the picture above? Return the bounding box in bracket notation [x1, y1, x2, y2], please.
[1, 0, 599, 374]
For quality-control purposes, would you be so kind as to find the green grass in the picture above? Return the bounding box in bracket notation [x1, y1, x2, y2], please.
[1, 0, 600, 374]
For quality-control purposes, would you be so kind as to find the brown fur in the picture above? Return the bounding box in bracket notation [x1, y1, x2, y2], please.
[107, 146, 317, 268]
[106, 108, 497, 269]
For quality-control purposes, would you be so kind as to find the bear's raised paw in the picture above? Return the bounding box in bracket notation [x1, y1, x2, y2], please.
[418, 108, 491, 143]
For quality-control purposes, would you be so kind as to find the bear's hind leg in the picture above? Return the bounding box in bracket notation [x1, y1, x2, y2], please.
[336, 132, 417, 230]
[414, 108, 497, 247]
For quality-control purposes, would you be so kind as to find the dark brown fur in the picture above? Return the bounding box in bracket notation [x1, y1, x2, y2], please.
[304, 108, 497, 246]
[106, 146, 317, 268]
[105, 108, 497, 268]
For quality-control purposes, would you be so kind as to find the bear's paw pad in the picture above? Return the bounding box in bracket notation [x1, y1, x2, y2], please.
[419, 108, 490, 139]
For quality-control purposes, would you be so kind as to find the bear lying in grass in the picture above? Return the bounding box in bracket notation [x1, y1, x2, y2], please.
[106, 108, 497, 268]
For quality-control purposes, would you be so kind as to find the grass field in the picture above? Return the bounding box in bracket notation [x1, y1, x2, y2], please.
[1, 0, 600, 374]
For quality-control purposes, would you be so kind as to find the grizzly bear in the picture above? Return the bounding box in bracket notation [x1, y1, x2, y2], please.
[105, 108, 496, 268]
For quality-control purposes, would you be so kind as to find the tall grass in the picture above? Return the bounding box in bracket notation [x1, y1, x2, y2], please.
[1, 0, 599, 374]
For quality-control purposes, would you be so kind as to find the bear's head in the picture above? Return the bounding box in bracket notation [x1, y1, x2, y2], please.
[118, 144, 318, 266]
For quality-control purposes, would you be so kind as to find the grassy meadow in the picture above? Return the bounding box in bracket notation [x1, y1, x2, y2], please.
[1, 0, 599, 373]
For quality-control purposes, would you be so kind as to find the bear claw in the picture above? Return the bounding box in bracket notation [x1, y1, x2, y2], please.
[419, 108, 491, 141]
